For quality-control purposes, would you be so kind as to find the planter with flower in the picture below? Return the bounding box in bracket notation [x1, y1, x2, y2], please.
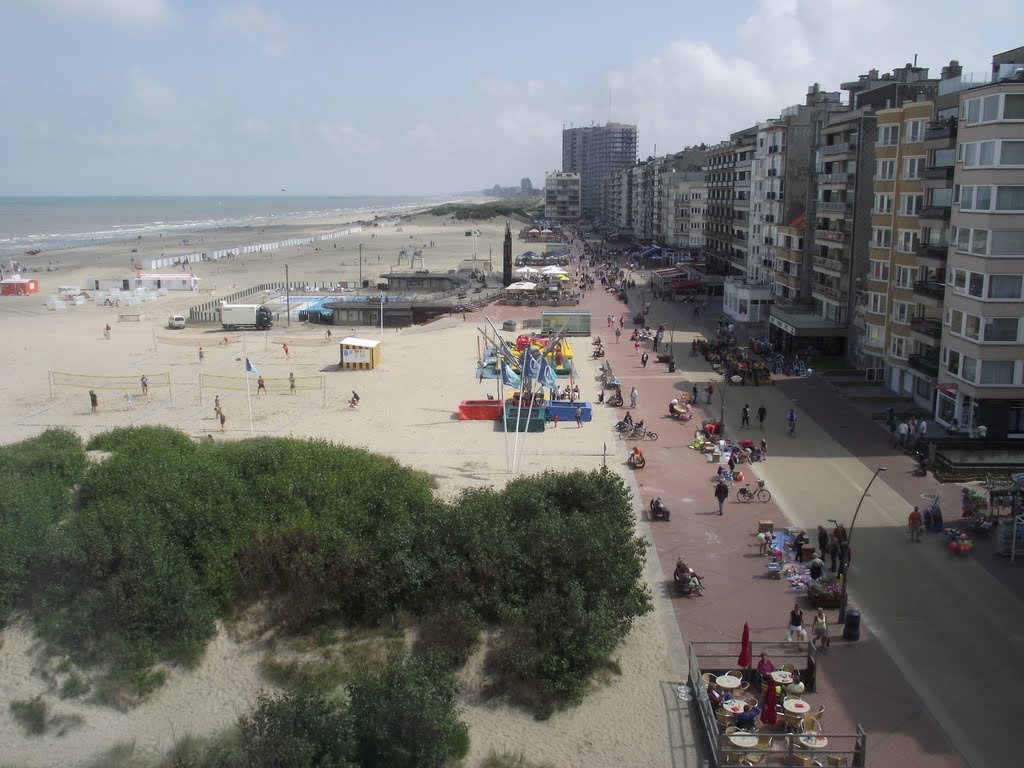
[807, 576, 843, 608]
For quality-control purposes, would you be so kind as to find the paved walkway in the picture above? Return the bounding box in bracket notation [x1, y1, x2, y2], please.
[574, 256, 1020, 768]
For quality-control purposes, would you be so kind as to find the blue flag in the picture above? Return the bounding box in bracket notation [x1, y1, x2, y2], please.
[523, 348, 542, 381]
[500, 362, 522, 389]
[245, 357, 258, 375]
[538, 355, 558, 390]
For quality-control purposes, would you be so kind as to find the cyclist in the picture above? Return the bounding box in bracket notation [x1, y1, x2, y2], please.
[786, 409, 797, 436]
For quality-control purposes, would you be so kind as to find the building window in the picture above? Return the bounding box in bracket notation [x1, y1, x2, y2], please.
[895, 265, 918, 289]
[877, 125, 899, 146]
[876, 159, 896, 180]
[980, 360, 1017, 385]
[990, 230, 1024, 256]
[869, 259, 890, 282]
[867, 292, 886, 314]
[905, 119, 926, 143]
[963, 314, 982, 340]
[891, 301, 911, 325]
[1007, 94, 1024, 120]
[900, 194, 923, 216]
[865, 323, 885, 347]
[872, 227, 892, 248]
[995, 186, 1024, 211]
[898, 230, 920, 253]
[890, 335, 908, 359]
[988, 274, 1023, 299]
[874, 193, 894, 214]
[984, 318, 1020, 343]
[966, 93, 1024, 124]
[903, 156, 926, 179]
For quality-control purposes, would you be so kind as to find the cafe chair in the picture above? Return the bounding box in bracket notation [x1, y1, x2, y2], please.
[725, 725, 740, 735]
[783, 712, 803, 732]
[703, 672, 718, 688]
[783, 662, 797, 673]
[801, 715, 822, 734]
[725, 669, 741, 679]
[743, 752, 765, 765]
[743, 695, 759, 708]
[826, 756, 849, 767]
[792, 757, 823, 768]
[811, 704, 826, 718]
[717, 710, 735, 727]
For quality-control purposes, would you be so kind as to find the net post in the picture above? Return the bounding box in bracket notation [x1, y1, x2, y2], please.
[168, 375, 173, 404]
[322, 375, 326, 408]
[198, 372, 203, 405]
[48, 371, 53, 401]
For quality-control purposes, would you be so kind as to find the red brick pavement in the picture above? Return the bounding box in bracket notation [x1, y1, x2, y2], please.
[576, 272, 967, 768]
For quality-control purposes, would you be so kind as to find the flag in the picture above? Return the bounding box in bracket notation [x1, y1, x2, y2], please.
[500, 362, 522, 389]
[245, 357, 258, 375]
[523, 348, 542, 381]
[538, 355, 558, 390]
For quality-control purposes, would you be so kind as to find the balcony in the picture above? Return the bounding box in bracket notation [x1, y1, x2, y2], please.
[916, 241, 949, 265]
[920, 205, 952, 221]
[908, 353, 940, 377]
[910, 317, 943, 340]
[921, 166, 954, 183]
[820, 141, 856, 157]
[913, 280, 946, 303]
[815, 228, 849, 247]
[924, 121, 958, 149]
[813, 255, 846, 274]
[819, 172, 853, 185]
[811, 281, 848, 303]
[772, 271, 801, 290]
[817, 201, 850, 214]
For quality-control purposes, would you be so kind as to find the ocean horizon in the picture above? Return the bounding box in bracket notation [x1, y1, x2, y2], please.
[0, 195, 453, 258]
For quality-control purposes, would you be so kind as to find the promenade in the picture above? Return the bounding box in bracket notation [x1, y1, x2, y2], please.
[574, 246, 1020, 768]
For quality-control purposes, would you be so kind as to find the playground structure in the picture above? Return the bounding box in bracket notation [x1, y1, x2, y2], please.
[396, 245, 425, 269]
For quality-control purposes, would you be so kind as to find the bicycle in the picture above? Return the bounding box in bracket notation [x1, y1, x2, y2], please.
[736, 479, 771, 503]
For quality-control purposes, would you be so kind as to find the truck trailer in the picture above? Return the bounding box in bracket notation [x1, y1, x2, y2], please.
[219, 303, 273, 331]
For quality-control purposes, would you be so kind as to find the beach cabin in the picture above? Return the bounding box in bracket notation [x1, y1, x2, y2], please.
[135, 273, 201, 291]
[85, 276, 133, 292]
[339, 338, 381, 370]
[0, 277, 40, 296]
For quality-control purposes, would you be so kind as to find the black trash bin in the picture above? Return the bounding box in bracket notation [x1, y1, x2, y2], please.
[668, 359, 676, 373]
[842, 609, 861, 641]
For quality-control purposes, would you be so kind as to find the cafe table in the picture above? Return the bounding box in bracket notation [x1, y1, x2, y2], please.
[721, 700, 746, 714]
[770, 669, 794, 685]
[715, 674, 742, 690]
[797, 735, 829, 749]
[782, 698, 810, 714]
[728, 733, 759, 749]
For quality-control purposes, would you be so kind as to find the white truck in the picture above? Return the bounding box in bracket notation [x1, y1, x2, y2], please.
[219, 303, 274, 331]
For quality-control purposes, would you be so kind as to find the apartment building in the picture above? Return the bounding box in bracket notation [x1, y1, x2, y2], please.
[602, 170, 632, 234]
[665, 172, 707, 252]
[937, 52, 1024, 438]
[543, 172, 582, 223]
[561, 123, 638, 221]
[703, 127, 756, 277]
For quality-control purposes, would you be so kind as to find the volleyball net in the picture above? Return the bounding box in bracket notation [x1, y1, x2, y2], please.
[49, 371, 172, 400]
[199, 372, 326, 404]
[156, 334, 242, 347]
[270, 336, 336, 347]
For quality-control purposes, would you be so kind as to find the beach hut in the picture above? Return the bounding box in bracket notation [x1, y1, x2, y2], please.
[514, 266, 540, 277]
[135, 273, 201, 291]
[0, 277, 40, 296]
[339, 337, 381, 370]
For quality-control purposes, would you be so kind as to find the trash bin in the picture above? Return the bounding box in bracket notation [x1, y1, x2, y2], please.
[668, 359, 676, 373]
[842, 609, 861, 641]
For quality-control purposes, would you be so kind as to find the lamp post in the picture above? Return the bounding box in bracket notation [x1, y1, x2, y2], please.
[831, 466, 887, 622]
[358, 243, 363, 288]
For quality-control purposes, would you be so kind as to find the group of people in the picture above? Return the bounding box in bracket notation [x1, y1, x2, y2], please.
[890, 411, 929, 449]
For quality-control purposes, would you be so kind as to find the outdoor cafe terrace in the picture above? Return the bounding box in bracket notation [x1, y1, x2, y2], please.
[688, 641, 867, 767]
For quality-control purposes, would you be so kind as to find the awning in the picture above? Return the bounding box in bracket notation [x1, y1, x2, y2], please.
[669, 279, 703, 291]
[639, 246, 662, 259]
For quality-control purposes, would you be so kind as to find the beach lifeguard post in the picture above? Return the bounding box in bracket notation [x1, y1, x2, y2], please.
[339, 337, 381, 370]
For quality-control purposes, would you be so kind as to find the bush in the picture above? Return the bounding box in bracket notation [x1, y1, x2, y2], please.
[10, 695, 49, 735]
[236, 689, 355, 768]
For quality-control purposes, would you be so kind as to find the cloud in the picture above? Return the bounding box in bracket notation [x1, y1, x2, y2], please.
[315, 120, 383, 156]
[1, 0, 171, 27]
[213, 1, 297, 59]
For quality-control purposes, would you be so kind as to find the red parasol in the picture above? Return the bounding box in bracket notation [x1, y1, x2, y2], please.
[737, 622, 752, 668]
[760, 682, 778, 726]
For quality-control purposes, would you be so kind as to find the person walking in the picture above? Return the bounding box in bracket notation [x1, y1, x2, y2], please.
[198, 346, 205, 364]
[634, 339, 641, 355]
[692, 384, 699, 403]
[629, 386, 638, 409]
[619, 315, 625, 328]
[908, 506, 924, 542]
[257, 375, 267, 394]
[741, 404, 750, 429]
[640, 351, 649, 368]
[817, 525, 829, 557]
[787, 602, 806, 642]
[705, 381, 714, 405]
[325, 328, 333, 341]
[757, 404, 767, 429]
[123, 393, 133, 411]
[89, 389, 98, 414]
[289, 372, 296, 394]
[828, 531, 839, 572]
[760, 437, 767, 461]
[282, 342, 290, 359]
[714, 479, 729, 515]
[614, 327, 621, 343]
[219, 409, 226, 432]
[140, 375, 149, 396]
[575, 405, 583, 428]
[214, 394, 221, 416]
[350, 391, 360, 408]
[813, 608, 830, 650]
[103, 323, 111, 340]
[896, 420, 909, 448]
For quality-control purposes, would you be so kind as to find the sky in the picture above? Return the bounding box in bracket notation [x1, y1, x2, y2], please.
[0, 0, 1021, 197]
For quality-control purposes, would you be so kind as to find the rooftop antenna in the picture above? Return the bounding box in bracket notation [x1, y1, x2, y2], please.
[913, 53, 918, 67]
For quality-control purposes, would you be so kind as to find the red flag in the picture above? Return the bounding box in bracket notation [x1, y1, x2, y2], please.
[737, 622, 752, 668]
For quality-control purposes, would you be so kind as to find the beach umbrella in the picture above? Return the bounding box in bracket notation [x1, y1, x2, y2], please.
[515, 266, 540, 276]
[556, 274, 570, 281]
[737, 622, 752, 668]
[760, 682, 778, 727]
[540, 265, 568, 275]
[528, 228, 540, 234]
[506, 281, 537, 291]
[541, 228, 553, 233]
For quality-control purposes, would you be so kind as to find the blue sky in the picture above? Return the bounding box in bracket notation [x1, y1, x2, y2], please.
[0, 0, 1020, 196]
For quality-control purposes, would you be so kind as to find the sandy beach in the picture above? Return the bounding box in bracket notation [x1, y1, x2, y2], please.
[0, 214, 696, 767]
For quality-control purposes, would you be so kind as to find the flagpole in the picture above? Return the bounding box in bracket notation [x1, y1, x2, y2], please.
[243, 333, 254, 435]
[498, 351, 510, 475]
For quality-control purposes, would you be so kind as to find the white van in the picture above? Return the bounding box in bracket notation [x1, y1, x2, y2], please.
[167, 315, 187, 329]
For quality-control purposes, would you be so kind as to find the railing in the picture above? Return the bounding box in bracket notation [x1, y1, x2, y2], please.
[920, 205, 951, 220]
[816, 201, 850, 214]
[921, 166, 954, 181]
[815, 228, 848, 243]
[819, 172, 853, 184]
[812, 282, 848, 302]
[924, 121, 958, 142]
[908, 353, 940, 376]
[910, 317, 943, 338]
[813, 256, 846, 272]
[820, 141, 855, 156]
[916, 242, 949, 261]
[913, 280, 946, 300]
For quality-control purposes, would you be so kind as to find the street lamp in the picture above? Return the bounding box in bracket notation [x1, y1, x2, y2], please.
[831, 466, 887, 622]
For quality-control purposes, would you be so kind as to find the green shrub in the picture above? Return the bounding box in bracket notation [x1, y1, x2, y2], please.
[10, 695, 48, 735]
[413, 602, 482, 668]
[236, 689, 355, 768]
[59, 672, 90, 699]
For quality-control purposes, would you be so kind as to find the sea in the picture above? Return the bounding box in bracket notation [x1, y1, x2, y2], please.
[0, 195, 450, 259]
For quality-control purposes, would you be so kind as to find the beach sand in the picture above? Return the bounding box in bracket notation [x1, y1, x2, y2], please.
[0, 214, 696, 767]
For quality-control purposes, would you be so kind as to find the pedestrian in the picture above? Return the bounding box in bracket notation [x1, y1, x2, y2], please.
[634, 339, 640, 355]
[140, 375, 149, 396]
[619, 315, 625, 328]
[741, 404, 750, 429]
[103, 323, 111, 340]
[257, 375, 267, 393]
[757, 404, 767, 429]
[828, 532, 839, 572]
[813, 608, 830, 650]
[918, 418, 928, 443]
[575, 405, 583, 428]
[714, 478, 729, 515]
[896, 421, 909, 447]
[705, 381, 714, 405]
[214, 394, 221, 416]
[692, 384, 699, 403]
[728, 451, 736, 474]
[325, 328, 332, 341]
[350, 390, 360, 408]
[219, 409, 226, 432]
[641, 351, 649, 368]
[198, 346, 205, 364]
[123, 392, 133, 411]
[289, 372, 296, 394]
[838, 538, 851, 577]
[817, 525, 829, 557]
[908, 506, 923, 542]
[283, 342, 290, 359]
[89, 389, 98, 414]
[553, 412, 560, 428]
[787, 602, 806, 642]
[607, 314, 613, 327]
[760, 437, 767, 460]
[629, 386, 638, 408]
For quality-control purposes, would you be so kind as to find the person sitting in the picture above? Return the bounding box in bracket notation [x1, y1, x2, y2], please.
[673, 557, 690, 585]
[735, 704, 760, 729]
[622, 411, 634, 428]
[598, 390, 605, 404]
[756, 652, 775, 688]
[786, 676, 805, 696]
[629, 446, 644, 467]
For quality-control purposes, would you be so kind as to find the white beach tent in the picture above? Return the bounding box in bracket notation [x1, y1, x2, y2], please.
[505, 281, 538, 291]
[540, 265, 568, 275]
[514, 266, 540, 276]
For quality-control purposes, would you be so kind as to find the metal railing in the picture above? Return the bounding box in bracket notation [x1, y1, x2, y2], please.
[908, 353, 940, 376]
[815, 229, 848, 243]
[812, 282, 848, 302]
[820, 141, 855, 156]
[813, 256, 846, 272]
[910, 317, 943, 338]
[913, 280, 946, 300]
[816, 201, 850, 214]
